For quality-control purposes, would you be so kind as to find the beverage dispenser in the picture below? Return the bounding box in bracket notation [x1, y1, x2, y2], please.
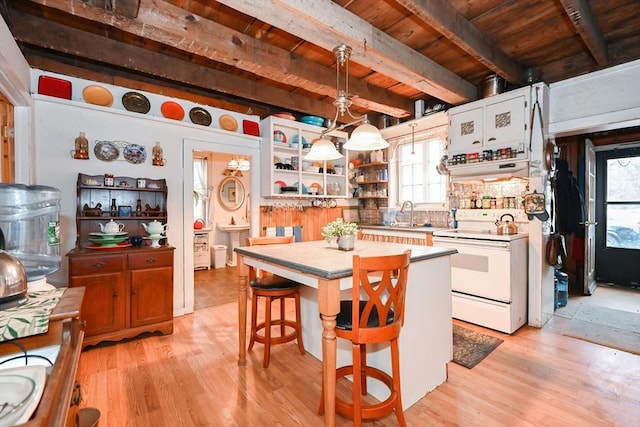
[0, 184, 62, 283]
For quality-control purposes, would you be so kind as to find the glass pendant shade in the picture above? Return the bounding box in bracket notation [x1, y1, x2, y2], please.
[343, 122, 390, 151]
[304, 137, 344, 161]
[238, 158, 250, 171]
[227, 159, 239, 170]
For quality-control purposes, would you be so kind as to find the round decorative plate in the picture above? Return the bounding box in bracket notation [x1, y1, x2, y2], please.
[123, 143, 147, 164]
[122, 91, 151, 114]
[189, 107, 212, 126]
[273, 130, 287, 144]
[219, 114, 238, 131]
[160, 101, 185, 121]
[82, 85, 114, 107]
[94, 141, 119, 161]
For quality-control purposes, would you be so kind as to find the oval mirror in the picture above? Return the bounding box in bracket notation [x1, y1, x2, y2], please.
[218, 177, 245, 211]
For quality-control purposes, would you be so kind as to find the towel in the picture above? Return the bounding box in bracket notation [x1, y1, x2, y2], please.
[284, 226, 293, 237]
[276, 226, 285, 236]
[265, 227, 276, 236]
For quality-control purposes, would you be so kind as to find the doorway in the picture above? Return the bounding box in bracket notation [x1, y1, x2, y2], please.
[192, 150, 252, 310]
[595, 146, 640, 287]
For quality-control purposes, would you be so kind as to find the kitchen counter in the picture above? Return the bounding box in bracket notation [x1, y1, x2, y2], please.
[0, 287, 85, 426]
[235, 240, 456, 426]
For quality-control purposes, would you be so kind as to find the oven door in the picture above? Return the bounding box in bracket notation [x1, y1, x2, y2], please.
[432, 237, 513, 302]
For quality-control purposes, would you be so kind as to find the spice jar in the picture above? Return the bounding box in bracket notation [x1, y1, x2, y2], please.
[104, 174, 114, 187]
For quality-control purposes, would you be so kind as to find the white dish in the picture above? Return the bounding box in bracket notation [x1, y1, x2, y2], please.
[0, 365, 47, 427]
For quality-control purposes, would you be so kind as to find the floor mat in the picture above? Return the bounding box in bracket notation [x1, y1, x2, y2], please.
[452, 325, 504, 369]
[563, 304, 640, 354]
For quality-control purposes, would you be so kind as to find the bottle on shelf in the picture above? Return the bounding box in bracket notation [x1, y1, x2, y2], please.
[135, 199, 142, 217]
[110, 198, 117, 217]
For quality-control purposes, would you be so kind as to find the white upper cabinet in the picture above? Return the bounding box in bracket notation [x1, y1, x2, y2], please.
[448, 88, 529, 156]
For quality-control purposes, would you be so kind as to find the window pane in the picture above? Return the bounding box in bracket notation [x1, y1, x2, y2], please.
[606, 204, 640, 249]
[607, 156, 640, 202]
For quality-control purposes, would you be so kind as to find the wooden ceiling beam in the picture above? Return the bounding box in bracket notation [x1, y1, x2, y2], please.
[11, 10, 339, 118]
[217, 0, 478, 105]
[23, 0, 412, 118]
[396, 0, 524, 84]
[83, 0, 140, 18]
[557, 0, 608, 66]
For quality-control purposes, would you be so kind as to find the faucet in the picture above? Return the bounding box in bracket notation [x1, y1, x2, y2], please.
[400, 200, 414, 227]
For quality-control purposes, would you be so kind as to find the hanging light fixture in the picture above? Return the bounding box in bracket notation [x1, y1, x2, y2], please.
[304, 44, 388, 160]
[227, 158, 239, 170]
[238, 157, 250, 171]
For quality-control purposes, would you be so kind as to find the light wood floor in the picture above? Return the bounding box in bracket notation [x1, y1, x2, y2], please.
[75, 269, 640, 426]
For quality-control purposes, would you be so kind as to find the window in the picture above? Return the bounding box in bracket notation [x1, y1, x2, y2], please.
[605, 155, 640, 249]
[193, 156, 209, 223]
[397, 137, 446, 204]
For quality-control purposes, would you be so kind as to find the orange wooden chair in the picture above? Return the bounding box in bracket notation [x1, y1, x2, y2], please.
[245, 235, 305, 368]
[319, 250, 411, 426]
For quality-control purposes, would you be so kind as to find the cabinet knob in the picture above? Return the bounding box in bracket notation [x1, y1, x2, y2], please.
[146, 257, 157, 264]
[113, 291, 119, 298]
[132, 289, 138, 295]
[93, 261, 106, 268]
[80, 320, 87, 327]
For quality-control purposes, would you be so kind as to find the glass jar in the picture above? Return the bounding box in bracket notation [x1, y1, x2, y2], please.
[104, 174, 114, 187]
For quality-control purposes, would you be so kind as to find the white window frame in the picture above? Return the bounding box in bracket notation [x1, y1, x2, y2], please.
[388, 126, 448, 209]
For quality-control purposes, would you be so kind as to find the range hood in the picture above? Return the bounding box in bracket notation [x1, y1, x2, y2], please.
[447, 158, 529, 181]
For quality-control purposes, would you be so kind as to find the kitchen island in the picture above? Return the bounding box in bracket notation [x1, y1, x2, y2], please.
[235, 240, 456, 427]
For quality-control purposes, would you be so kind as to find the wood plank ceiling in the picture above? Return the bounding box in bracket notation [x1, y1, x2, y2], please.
[2, 0, 639, 126]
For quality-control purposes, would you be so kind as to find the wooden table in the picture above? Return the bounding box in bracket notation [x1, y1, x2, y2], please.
[235, 240, 456, 427]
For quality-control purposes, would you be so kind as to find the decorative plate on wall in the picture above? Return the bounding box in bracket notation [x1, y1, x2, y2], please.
[94, 141, 119, 161]
[82, 85, 114, 107]
[219, 114, 238, 132]
[189, 107, 212, 126]
[123, 144, 147, 164]
[122, 91, 151, 114]
[160, 101, 185, 121]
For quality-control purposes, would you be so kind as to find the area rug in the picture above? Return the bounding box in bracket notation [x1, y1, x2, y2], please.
[452, 325, 504, 369]
[563, 304, 640, 354]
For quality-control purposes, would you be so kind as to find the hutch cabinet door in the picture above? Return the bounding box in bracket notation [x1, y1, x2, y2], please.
[69, 272, 127, 336]
[130, 266, 173, 328]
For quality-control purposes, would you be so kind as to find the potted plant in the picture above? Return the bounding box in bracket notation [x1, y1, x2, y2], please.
[322, 217, 358, 251]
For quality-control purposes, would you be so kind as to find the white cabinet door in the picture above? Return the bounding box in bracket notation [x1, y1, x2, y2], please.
[484, 94, 527, 149]
[448, 106, 483, 154]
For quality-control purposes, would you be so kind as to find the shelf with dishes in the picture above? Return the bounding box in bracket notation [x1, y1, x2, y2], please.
[75, 173, 168, 248]
[261, 115, 349, 198]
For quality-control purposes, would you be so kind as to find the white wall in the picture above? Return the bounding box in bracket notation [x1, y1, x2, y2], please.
[31, 80, 261, 315]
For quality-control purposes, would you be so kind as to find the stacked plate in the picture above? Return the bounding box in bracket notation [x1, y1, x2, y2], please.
[300, 115, 325, 127]
[87, 232, 131, 249]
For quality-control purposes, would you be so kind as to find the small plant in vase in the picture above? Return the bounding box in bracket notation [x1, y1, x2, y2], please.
[322, 217, 358, 251]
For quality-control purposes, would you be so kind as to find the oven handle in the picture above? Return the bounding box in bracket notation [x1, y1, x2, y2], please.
[432, 237, 510, 249]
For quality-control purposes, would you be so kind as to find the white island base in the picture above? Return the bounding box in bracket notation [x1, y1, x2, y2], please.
[299, 254, 452, 410]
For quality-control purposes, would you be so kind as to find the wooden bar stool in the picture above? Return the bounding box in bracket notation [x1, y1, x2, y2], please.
[319, 250, 411, 426]
[245, 235, 305, 368]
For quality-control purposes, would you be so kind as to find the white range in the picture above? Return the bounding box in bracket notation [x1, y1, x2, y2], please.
[433, 209, 529, 334]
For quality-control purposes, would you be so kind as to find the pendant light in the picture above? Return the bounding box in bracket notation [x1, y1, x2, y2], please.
[304, 135, 344, 161]
[304, 44, 388, 160]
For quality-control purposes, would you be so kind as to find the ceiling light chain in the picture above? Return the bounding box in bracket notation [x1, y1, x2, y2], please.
[305, 44, 388, 161]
